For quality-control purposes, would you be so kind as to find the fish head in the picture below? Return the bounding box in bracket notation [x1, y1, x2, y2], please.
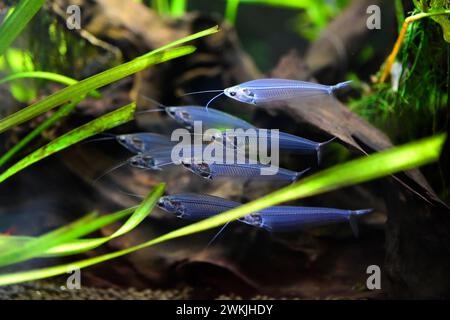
[165, 107, 193, 129]
[239, 213, 263, 228]
[116, 134, 145, 153]
[182, 158, 212, 179]
[157, 196, 185, 216]
[127, 154, 156, 169]
[224, 86, 255, 104]
[206, 131, 227, 146]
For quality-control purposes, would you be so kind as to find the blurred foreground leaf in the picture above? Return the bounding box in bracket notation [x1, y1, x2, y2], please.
[0, 0, 46, 56]
[0, 102, 136, 184]
[0, 184, 164, 266]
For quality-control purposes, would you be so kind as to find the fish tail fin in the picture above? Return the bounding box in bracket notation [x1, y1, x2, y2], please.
[294, 167, 311, 182]
[316, 136, 337, 165]
[349, 209, 373, 238]
[329, 80, 353, 93]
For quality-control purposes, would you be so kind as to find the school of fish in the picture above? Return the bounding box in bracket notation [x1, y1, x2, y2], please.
[97, 78, 372, 240]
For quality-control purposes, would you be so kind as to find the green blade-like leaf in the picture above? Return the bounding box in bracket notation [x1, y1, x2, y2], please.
[110, 183, 165, 238]
[0, 134, 444, 286]
[0, 71, 101, 98]
[0, 208, 137, 262]
[0, 102, 136, 184]
[0, 0, 46, 56]
[0, 99, 82, 168]
[149, 25, 218, 55]
[0, 26, 218, 133]
[0, 212, 100, 268]
[0, 46, 194, 133]
[239, 0, 311, 9]
[0, 183, 165, 261]
[171, 0, 187, 17]
[0, 207, 131, 267]
[44, 183, 164, 257]
[0, 26, 219, 133]
[225, 0, 240, 24]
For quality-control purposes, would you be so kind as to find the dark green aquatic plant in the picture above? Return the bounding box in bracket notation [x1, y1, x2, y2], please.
[351, 2, 449, 139]
[414, 0, 450, 42]
[350, 1, 449, 200]
[224, 0, 348, 39]
[0, 0, 45, 57]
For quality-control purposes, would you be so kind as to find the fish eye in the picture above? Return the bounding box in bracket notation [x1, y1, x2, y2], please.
[249, 213, 262, 226]
[157, 198, 165, 208]
[181, 161, 191, 168]
[199, 172, 211, 178]
[229, 91, 236, 97]
[131, 138, 143, 148]
[180, 111, 191, 120]
[146, 157, 155, 167]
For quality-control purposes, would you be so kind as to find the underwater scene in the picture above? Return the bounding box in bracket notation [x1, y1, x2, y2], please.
[0, 0, 449, 303]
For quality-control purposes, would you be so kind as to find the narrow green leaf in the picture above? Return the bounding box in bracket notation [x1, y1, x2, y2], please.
[44, 183, 165, 256]
[171, 0, 187, 17]
[0, 47, 194, 133]
[0, 0, 46, 56]
[0, 71, 101, 98]
[110, 183, 165, 238]
[0, 102, 136, 184]
[0, 99, 81, 168]
[0, 207, 134, 267]
[0, 212, 99, 268]
[239, 0, 311, 9]
[0, 134, 444, 286]
[148, 25, 218, 55]
[225, 0, 240, 24]
[0, 71, 77, 86]
[0, 25, 219, 133]
[0, 183, 164, 263]
[152, 0, 170, 15]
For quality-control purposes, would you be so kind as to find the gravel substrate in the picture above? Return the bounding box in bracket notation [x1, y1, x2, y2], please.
[0, 280, 193, 300]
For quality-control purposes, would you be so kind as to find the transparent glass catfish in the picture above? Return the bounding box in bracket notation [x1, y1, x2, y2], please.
[165, 106, 337, 165]
[127, 149, 175, 170]
[182, 159, 310, 183]
[157, 193, 241, 220]
[94, 144, 209, 183]
[239, 206, 372, 237]
[136, 96, 254, 130]
[126, 144, 209, 170]
[165, 106, 255, 131]
[224, 130, 336, 165]
[84, 132, 176, 154]
[187, 79, 353, 109]
[116, 133, 176, 154]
